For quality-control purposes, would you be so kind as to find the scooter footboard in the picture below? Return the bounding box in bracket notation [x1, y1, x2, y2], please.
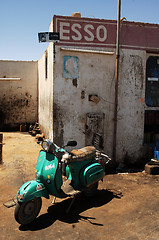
[80, 162, 105, 187]
[16, 180, 49, 203]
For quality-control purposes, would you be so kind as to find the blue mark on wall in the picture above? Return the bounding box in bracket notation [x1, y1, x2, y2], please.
[64, 56, 79, 79]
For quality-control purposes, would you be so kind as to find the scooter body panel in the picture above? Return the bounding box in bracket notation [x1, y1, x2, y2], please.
[80, 162, 105, 187]
[17, 180, 49, 203]
[67, 159, 92, 188]
[35, 150, 65, 198]
[67, 159, 104, 188]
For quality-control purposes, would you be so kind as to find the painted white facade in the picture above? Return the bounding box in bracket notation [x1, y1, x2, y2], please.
[38, 45, 147, 163]
[53, 47, 115, 154]
[52, 47, 148, 163]
[117, 49, 146, 163]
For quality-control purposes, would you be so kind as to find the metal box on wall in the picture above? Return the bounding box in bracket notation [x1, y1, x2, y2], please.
[85, 113, 105, 149]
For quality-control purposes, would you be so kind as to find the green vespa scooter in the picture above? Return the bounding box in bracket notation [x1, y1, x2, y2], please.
[14, 139, 110, 225]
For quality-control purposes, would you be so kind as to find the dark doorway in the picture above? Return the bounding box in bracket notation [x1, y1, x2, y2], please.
[144, 110, 159, 151]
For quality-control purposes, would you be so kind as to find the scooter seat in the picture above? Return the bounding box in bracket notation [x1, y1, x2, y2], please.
[70, 146, 96, 162]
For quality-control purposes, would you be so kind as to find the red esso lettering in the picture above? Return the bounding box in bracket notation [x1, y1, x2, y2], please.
[71, 23, 107, 42]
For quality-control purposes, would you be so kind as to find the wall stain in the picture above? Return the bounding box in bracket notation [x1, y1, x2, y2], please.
[72, 78, 78, 87]
[0, 93, 35, 131]
[53, 103, 64, 146]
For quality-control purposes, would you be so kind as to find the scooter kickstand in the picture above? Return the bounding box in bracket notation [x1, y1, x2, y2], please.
[66, 195, 76, 214]
[52, 196, 56, 204]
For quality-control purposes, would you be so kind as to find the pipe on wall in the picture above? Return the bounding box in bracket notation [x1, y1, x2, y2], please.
[112, 0, 121, 165]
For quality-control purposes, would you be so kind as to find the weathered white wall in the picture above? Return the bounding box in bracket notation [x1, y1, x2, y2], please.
[117, 49, 146, 164]
[0, 60, 38, 130]
[38, 43, 54, 139]
[53, 46, 116, 157]
[52, 46, 148, 164]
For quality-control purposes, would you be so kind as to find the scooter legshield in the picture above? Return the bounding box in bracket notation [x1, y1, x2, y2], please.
[16, 180, 49, 203]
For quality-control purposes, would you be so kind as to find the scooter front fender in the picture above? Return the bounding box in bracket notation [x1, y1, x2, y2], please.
[16, 180, 49, 203]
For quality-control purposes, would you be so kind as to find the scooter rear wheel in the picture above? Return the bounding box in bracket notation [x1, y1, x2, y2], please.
[84, 182, 98, 197]
[14, 197, 42, 225]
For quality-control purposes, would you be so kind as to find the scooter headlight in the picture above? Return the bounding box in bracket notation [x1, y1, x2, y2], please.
[42, 139, 52, 152]
[17, 191, 26, 201]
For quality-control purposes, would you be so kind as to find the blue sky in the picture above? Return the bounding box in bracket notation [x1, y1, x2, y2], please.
[0, 0, 159, 61]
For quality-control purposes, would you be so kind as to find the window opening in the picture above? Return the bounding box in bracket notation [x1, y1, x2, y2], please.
[145, 56, 159, 106]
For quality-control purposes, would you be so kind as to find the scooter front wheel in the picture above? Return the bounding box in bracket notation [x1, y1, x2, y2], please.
[14, 197, 42, 225]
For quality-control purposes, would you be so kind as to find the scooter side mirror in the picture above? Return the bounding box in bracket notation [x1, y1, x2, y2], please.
[66, 141, 77, 147]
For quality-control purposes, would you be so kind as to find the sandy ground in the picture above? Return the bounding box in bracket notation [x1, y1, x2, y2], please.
[0, 132, 159, 240]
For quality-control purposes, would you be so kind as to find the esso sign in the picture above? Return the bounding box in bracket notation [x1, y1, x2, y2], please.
[60, 22, 107, 43]
[53, 16, 117, 47]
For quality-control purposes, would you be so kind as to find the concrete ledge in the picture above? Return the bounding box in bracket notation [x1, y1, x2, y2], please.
[60, 47, 114, 55]
[145, 163, 159, 175]
[0, 78, 21, 81]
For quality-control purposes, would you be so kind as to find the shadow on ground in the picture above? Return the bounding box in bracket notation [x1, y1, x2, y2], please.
[19, 189, 122, 231]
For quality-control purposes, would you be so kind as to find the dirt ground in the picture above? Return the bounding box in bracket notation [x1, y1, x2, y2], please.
[0, 132, 159, 240]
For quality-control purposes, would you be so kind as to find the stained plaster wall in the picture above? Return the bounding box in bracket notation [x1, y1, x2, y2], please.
[38, 43, 54, 139]
[0, 60, 38, 130]
[38, 46, 152, 164]
[117, 49, 146, 164]
[52, 47, 147, 163]
[53, 46, 116, 156]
